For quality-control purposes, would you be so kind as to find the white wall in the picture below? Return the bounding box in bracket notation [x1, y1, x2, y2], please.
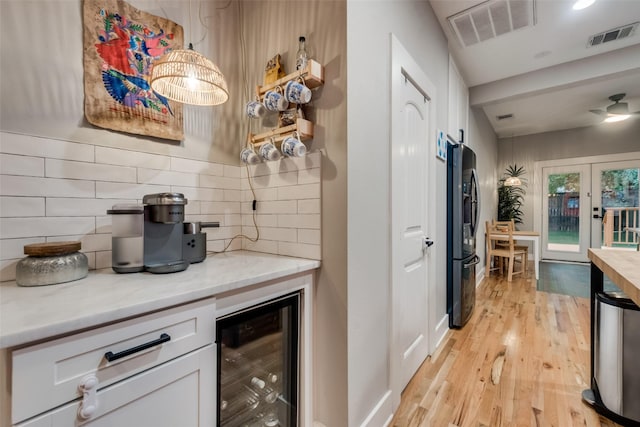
[497, 120, 640, 233]
[347, 2, 450, 425]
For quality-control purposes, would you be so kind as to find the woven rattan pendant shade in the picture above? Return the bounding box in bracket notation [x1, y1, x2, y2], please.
[150, 44, 229, 106]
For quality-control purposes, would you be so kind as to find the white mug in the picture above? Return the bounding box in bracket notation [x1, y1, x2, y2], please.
[263, 87, 289, 112]
[246, 100, 266, 118]
[281, 133, 307, 157]
[240, 147, 261, 165]
[259, 141, 281, 161]
[284, 79, 312, 104]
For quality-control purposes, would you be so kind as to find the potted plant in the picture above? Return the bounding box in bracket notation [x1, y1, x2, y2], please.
[497, 164, 527, 225]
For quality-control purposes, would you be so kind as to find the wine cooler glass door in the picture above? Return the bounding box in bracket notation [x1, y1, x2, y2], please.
[217, 292, 300, 427]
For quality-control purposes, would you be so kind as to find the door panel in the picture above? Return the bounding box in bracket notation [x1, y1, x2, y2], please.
[542, 164, 591, 262]
[591, 160, 640, 250]
[391, 36, 435, 398]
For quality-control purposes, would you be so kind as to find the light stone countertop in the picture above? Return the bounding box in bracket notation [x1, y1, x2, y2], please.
[0, 251, 320, 349]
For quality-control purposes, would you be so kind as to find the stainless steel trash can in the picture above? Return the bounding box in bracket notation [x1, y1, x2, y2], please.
[594, 291, 640, 423]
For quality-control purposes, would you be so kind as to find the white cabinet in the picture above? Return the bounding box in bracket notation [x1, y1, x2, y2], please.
[11, 298, 216, 426]
[16, 344, 215, 427]
[448, 56, 469, 143]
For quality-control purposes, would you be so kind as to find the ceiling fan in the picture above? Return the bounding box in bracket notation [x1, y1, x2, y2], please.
[589, 93, 640, 122]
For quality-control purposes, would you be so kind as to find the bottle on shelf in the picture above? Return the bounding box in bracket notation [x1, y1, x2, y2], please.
[296, 36, 308, 71]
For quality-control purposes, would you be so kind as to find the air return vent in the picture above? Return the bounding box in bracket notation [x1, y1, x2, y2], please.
[447, 0, 536, 48]
[588, 22, 638, 47]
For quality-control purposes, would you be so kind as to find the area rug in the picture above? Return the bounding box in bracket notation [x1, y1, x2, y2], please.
[537, 261, 620, 298]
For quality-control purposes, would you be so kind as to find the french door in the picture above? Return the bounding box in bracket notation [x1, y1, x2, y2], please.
[540, 158, 640, 262]
[541, 164, 591, 262]
[591, 160, 640, 250]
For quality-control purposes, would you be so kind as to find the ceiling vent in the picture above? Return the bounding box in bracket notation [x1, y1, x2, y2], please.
[588, 22, 638, 47]
[496, 113, 514, 120]
[447, 0, 536, 48]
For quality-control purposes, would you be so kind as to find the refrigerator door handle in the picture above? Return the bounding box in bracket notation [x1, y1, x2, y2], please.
[463, 255, 481, 269]
[471, 168, 481, 238]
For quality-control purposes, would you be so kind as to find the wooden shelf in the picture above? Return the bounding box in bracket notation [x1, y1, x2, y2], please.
[248, 118, 313, 147]
[256, 60, 324, 99]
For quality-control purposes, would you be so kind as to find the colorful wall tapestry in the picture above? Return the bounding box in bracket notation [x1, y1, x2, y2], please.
[83, 0, 184, 140]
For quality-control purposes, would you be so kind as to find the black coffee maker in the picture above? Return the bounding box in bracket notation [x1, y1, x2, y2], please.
[142, 193, 189, 274]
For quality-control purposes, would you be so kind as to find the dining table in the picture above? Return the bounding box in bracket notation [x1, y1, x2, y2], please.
[486, 229, 541, 280]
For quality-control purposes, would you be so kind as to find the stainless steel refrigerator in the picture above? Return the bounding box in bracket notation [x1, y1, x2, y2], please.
[447, 141, 480, 328]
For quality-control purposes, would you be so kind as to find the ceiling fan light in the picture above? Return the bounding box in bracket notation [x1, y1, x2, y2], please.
[573, 0, 595, 10]
[504, 176, 522, 186]
[604, 114, 630, 123]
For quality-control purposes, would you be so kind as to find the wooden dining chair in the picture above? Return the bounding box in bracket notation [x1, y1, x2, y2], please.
[492, 219, 528, 272]
[486, 221, 527, 282]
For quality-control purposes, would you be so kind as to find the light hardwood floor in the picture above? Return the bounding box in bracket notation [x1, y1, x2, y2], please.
[390, 268, 622, 427]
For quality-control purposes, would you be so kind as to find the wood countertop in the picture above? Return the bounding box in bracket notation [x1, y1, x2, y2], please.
[588, 248, 640, 306]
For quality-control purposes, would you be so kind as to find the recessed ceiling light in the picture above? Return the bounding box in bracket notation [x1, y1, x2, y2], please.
[573, 0, 596, 10]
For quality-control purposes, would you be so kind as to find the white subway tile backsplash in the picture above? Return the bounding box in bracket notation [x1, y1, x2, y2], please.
[0, 196, 45, 217]
[171, 157, 224, 176]
[254, 200, 297, 215]
[46, 159, 136, 183]
[224, 164, 242, 178]
[201, 201, 241, 215]
[138, 168, 198, 187]
[1, 176, 95, 198]
[172, 186, 225, 202]
[223, 189, 242, 202]
[96, 146, 170, 170]
[298, 229, 321, 245]
[258, 227, 298, 243]
[0, 134, 321, 281]
[278, 242, 321, 260]
[243, 214, 278, 228]
[1, 153, 45, 177]
[277, 183, 320, 200]
[242, 188, 278, 202]
[0, 259, 19, 282]
[0, 133, 94, 162]
[243, 239, 279, 254]
[46, 198, 131, 217]
[298, 199, 320, 214]
[0, 217, 95, 239]
[95, 251, 112, 270]
[0, 237, 44, 260]
[47, 233, 111, 252]
[277, 214, 320, 229]
[96, 182, 169, 200]
[252, 171, 298, 189]
[298, 167, 321, 185]
[199, 174, 241, 190]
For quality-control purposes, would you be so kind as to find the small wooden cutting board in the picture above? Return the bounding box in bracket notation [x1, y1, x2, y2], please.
[24, 241, 82, 256]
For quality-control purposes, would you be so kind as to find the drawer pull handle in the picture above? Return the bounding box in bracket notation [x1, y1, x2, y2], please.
[104, 333, 171, 362]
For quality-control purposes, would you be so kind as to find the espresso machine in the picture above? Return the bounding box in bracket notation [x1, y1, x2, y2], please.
[142, 193, 189, 274]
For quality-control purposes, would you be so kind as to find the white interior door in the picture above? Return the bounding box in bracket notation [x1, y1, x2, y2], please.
[390, 35, 435, 404]
[541, 164, 591, 262]
[591, 160, 640, 249]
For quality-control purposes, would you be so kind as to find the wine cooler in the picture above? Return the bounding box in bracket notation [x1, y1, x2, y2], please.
[217, 292, 300, 427]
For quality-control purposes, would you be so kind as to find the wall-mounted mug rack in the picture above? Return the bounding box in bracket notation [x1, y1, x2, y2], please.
[248, 118, 313, 147]
[255, 59, 324, 100]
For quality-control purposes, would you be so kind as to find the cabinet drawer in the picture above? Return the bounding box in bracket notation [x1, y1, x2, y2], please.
[16, 344, 215, 427]
[12, 298, 215, 424]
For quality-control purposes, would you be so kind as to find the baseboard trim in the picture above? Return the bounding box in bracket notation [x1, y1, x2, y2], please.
[359, 390, 393, 427]
[433, 314, 449, 351]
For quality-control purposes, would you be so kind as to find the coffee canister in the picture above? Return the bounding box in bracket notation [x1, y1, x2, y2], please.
[16, 241, 88, 287]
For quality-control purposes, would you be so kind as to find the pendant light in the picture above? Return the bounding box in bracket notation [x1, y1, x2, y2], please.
[504, 136, 522, 187]
[149, 1, 229, 106]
